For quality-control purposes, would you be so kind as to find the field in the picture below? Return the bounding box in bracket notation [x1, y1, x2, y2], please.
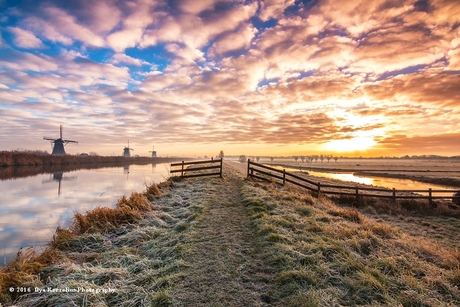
[1, 161, 460, 306]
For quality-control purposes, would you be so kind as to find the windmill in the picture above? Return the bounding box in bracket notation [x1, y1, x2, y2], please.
[123, 140, 133, 157]
[43, 125, 78, 155]
[149, 145, 157, 158]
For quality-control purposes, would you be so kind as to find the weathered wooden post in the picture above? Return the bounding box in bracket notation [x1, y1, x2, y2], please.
[318, 182, 321, 194]
[428, 188, 432, 205]
[219, 158, 223, 178]
[283, 169, 286, 186]
[247, 159, 250, 178]
[392, 188, 396, 202]
[355, 186, 359, 202]
[181, 161, 184, 177]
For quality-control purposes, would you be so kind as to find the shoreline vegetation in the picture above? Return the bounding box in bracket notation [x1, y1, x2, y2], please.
[0, 151, 191, 180]
[1, 162, 460, 306]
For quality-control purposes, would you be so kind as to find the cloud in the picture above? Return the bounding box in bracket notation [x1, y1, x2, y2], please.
[140, 1, 258, 52]
[165, 43, 205, 62]
[258, 0, 295, 21]
[378, 133, 460, 154]
[110, 53, 148, 66]
[106, 0, 158, 51]
[177, 0, 216, 14]
[208, 23, 257, 56]
[8, 26, 45, 49]
[22, 6, 104, 47]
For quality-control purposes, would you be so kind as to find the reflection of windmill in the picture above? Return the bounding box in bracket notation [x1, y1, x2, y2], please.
[43, 125, 78, 155]
[123, 140, 133, 157]
[149, 145, 157, 158]
[42, 172, 77, 196]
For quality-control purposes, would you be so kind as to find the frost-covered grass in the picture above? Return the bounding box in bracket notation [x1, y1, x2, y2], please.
[241, 180, 460, 306]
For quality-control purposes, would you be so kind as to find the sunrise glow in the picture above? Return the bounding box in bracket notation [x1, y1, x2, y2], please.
[321, 137, 377, 153]
[0, 0, 459, 157]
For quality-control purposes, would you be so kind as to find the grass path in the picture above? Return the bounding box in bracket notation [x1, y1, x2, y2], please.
[171, 164, 273, 306]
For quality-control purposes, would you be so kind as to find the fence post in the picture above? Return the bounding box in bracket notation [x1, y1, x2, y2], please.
[318, 182, 321, 194]
[247, 159, 250, 178]
[428, 188, 432, 205]
[392, 188, 396, 202]
[181, 161, 184, 177]
[355, 186, 359, 202]
[220, 158, 223, 178]
[283, 169, 286, 186]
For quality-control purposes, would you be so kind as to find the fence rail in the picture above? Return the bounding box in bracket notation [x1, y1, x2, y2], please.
[247, 159, 459, 204]
[171, 158, 223, 178]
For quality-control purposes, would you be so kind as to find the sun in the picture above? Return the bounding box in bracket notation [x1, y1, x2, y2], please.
[321, 137, 376, 152]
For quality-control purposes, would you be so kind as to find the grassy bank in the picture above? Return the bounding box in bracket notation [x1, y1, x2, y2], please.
[1, 164, 459, 306]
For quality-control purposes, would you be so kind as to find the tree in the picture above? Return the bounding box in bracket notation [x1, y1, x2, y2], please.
[270, 156, 274, 162]
[320, 154, 324, 163]
[294, 156, 298, 162]
[300, 155, 305, 163]
[326, 155, 331, 163]
[256, 156, 260, 162]
[239, 155, 246, 163]
[334, 156, 338, 162]
[218, 150, 224, 159]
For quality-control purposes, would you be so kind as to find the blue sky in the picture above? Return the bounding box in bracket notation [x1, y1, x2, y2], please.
[0, 0, 459, 157]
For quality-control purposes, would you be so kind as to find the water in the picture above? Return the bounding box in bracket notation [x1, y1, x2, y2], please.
[0, 163, 171, 265]
[267, 166, 458, 196]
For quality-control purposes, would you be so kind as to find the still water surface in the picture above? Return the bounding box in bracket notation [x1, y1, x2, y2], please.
[0, 163, 171, 265]
[269, 166, 458, 195]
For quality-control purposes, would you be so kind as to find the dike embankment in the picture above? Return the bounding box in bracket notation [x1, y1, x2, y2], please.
[1, 162, 460, 306]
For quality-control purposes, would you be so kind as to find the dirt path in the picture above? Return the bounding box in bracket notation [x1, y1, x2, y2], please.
[171, 164, 273, 306]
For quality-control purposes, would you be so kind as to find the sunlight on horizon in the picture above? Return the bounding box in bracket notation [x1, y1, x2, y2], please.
[321, 137, 377, 152]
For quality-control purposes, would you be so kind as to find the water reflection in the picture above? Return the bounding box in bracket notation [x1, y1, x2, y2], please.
[308, 170, 374, 185]
[268, 165, 457, 195]
[42, 172, 77, 196]
[0, 163, 171, 265]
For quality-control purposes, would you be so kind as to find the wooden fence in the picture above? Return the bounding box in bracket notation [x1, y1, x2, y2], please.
[247, 159, 459, 204]
[171, 158, 223, 178]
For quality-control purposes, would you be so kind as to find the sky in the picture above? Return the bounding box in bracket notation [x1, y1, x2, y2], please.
[0, 0, 459, 158]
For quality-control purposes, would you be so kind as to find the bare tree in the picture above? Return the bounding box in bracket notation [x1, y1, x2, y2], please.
[326, 155, 331, 163]
[334, 156, 338, 163]
[270, 156, 274, 162]
[300, 155, 305, 163]
[239, 155, 246, 163]
[218, 150, 224, 159]
[320, 154, 324, 163]
[294, 156, 298, 162]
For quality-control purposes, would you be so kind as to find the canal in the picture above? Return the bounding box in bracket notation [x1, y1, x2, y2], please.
[0, 163, 171, 265]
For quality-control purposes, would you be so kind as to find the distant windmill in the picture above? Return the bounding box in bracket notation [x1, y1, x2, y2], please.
[149, 145, 157, 158]
[123, 140, 133, 157]
[43, 125, 78, 155]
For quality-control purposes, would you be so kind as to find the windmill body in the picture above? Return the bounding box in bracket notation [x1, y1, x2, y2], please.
[123, 140, 133, 157]
[149, 145, 157, 158]
[43, 125, 78, 155]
